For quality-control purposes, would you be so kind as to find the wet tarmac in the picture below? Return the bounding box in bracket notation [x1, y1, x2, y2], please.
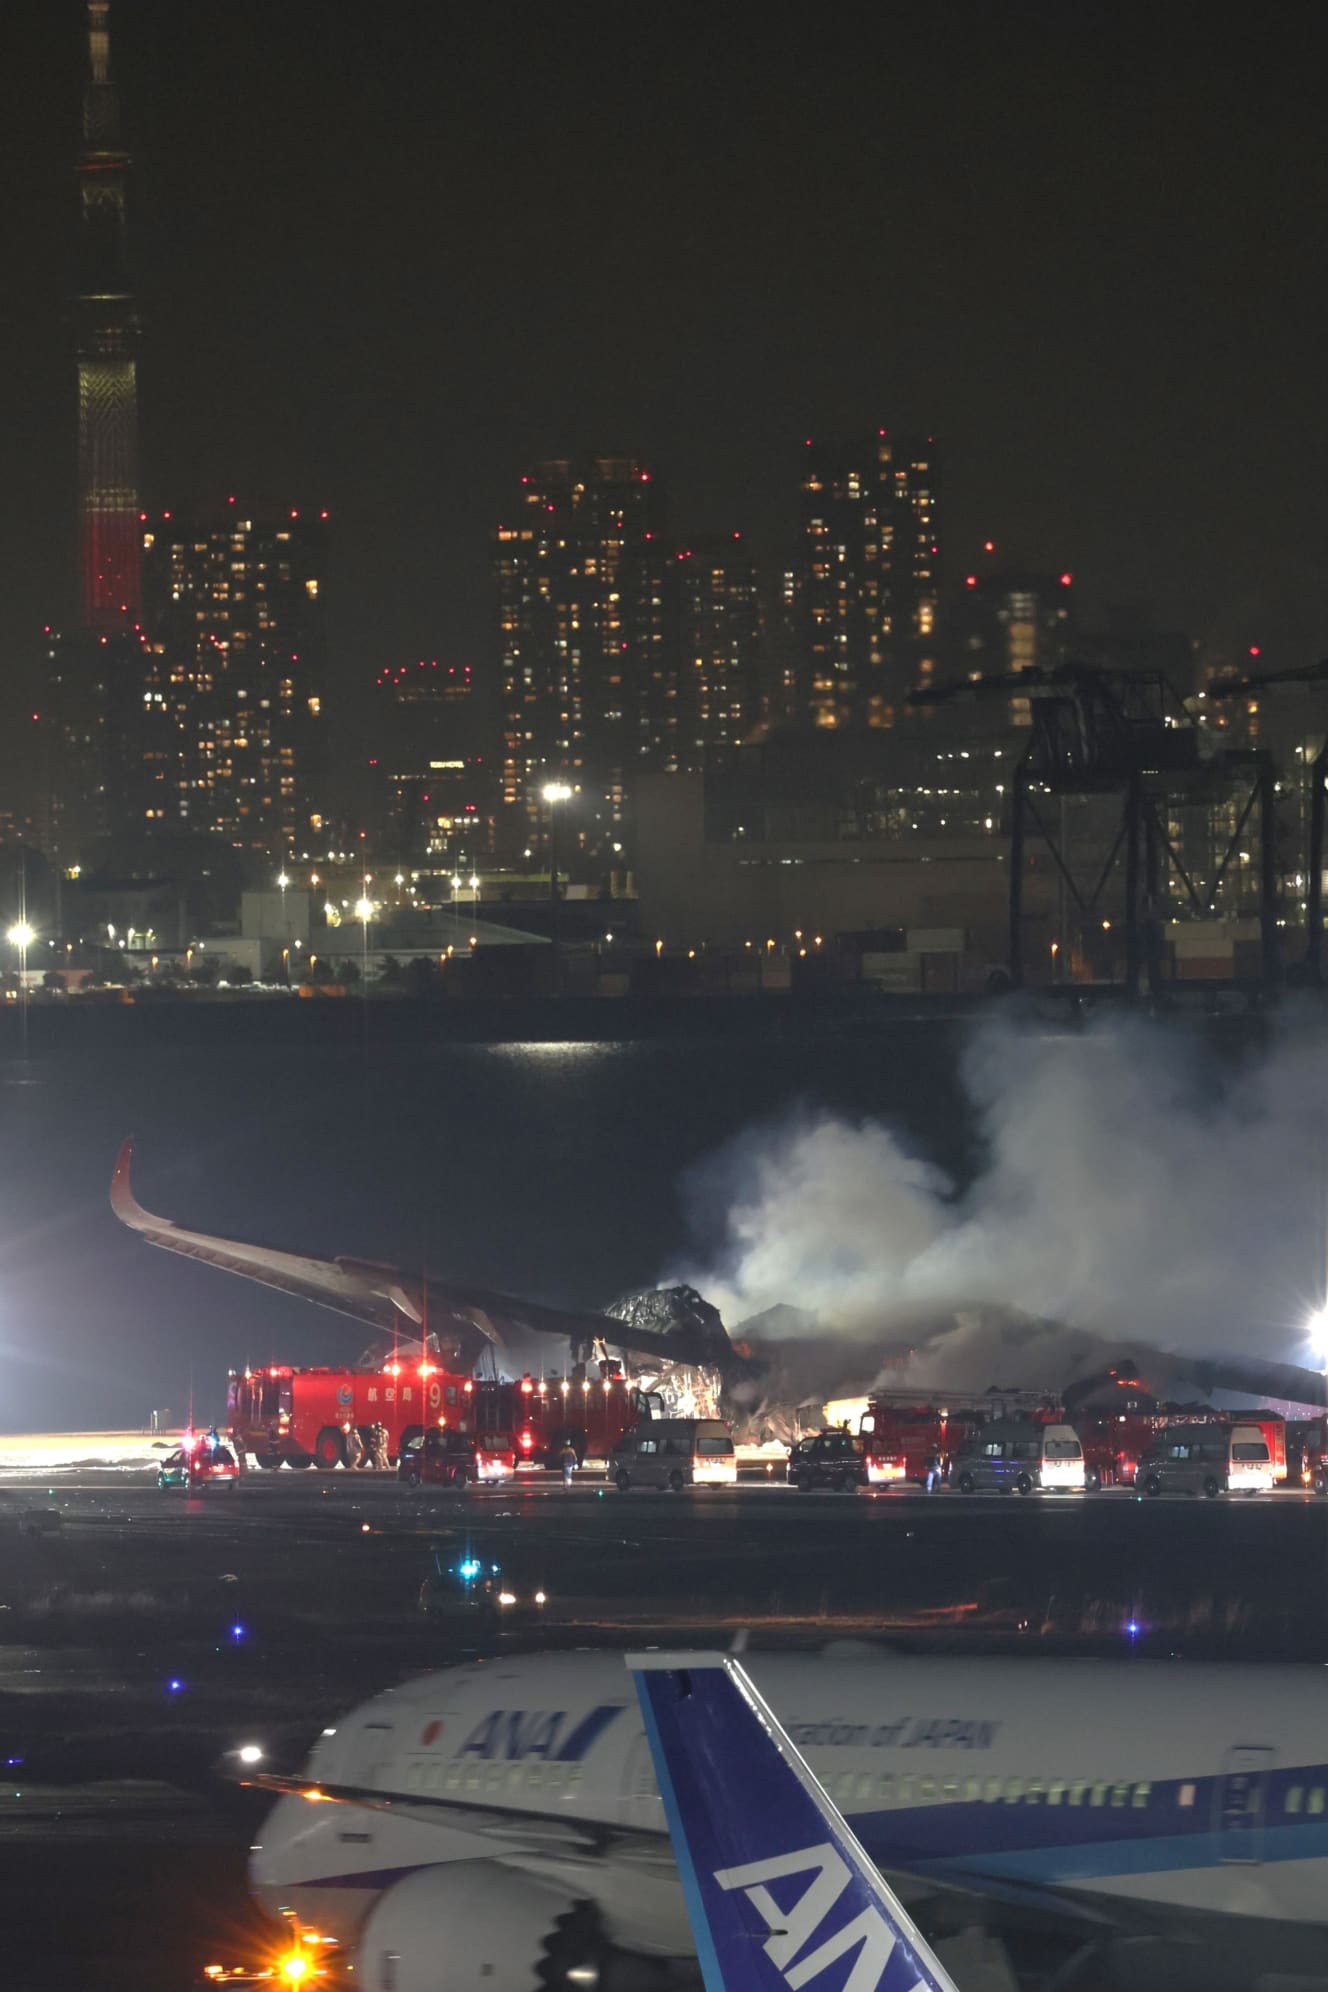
[3, 1467, 1328, 1989]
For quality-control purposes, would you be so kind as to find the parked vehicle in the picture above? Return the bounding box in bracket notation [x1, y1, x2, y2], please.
[950, 1419, 1085, 1496]
[610, 1418, 736, 1491]
[398, 1426, 514, 1489]
[1139, 1422, 1274, 1499]
[786, 1430, 868, 1493]
[418, 1550, 547, 1625]
[229, 1359, 469, 1470]
[156, 1436, 240, 1491]
[472, 1372, 662, 1470]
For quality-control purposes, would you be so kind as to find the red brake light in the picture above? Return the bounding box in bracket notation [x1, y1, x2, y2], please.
[520, 1431, 534, 1450]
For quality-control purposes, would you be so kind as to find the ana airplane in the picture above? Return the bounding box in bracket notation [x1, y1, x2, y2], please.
[246, 1646, 1328, 1992]
[629, 1651, 959, 1992]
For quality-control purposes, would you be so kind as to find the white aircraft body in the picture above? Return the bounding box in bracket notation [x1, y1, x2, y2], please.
[248, 1648, 1328, 1991]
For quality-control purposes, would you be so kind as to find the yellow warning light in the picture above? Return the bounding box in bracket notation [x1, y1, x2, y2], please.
[281, 1955, 309, 1984]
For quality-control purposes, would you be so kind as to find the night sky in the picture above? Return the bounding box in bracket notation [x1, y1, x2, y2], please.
[2, 1, 1326, 787]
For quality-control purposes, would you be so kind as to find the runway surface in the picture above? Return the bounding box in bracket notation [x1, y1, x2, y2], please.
[3, 1464, 1328, 1989]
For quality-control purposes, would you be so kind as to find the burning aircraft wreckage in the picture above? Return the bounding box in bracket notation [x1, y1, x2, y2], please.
[111, 1140, 1328, 1431]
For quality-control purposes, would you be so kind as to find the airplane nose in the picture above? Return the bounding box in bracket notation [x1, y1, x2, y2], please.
[248, 1795, 316, 1913]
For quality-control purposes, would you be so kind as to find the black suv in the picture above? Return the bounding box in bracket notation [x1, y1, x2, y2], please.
[787, 1430, 866, 1492]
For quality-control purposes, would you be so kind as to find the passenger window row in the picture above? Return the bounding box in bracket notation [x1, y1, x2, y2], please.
[831, 1770, 1153, 1810]
[1283, 1786, 1327, 1816]
[402, 1758, 584, 1798]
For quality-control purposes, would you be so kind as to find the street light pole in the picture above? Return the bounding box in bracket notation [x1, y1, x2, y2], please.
[7, 918, 34, 1061]
[542, 783, 572, 994]
[354, 880, 373, 989]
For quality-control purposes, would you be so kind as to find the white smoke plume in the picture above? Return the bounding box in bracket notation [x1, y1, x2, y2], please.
[670, 1008, 1328, 1387]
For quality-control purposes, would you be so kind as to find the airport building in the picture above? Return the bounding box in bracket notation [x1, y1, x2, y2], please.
[634, 729, 1029, 972]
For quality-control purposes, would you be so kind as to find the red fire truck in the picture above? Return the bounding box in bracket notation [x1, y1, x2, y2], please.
[228, 1359, 470, 1470]
[468, 1372, 662, 1470]
[856, 1402, 993, 1485]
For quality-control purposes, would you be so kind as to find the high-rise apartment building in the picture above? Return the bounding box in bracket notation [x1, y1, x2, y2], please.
[952, 568, 1076, 726]
[794, 431, 940, 730]
[141, 506, 328, 854]
[668, 535, 763, 759]
[369, 661, 496, 863]
[497, 459, 668, 864]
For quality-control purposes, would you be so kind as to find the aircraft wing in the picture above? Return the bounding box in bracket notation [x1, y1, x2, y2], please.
[111, 1138, 435, 1340]
[241, 1768, 676, 1872]
[629, 1653, 960, 1992]
[111, 1138, 733, 1369]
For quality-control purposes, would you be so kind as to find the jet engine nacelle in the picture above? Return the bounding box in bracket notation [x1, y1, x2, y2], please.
[354, 1861, 699, 1992]
[356, 1863, 574, 1992]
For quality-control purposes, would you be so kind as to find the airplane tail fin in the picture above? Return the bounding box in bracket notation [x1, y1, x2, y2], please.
[628, 1654, 959, 1992]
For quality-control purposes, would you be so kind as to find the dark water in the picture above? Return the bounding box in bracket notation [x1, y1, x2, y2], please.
[0, 1008, 990, 1430]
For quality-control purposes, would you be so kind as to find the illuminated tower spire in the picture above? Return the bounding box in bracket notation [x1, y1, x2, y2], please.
[75, 0, 140, 629]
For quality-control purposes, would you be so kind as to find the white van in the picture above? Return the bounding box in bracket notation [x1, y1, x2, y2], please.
[610, 1419, 737, 1491]
[1227, 1425, 1275, 1494]
[1039, 1424, 1087, 1491]
[951, 1418, 1085, 1495]
[1140, 1422, 1274, 1498]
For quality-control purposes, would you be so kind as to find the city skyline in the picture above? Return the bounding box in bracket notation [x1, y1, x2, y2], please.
[3, 0, 1324, 819]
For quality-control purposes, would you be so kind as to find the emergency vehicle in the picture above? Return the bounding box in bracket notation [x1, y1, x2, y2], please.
[227, 1359, 470, 1470]
[468, 1371, 662, 1471]
[1064, 1369, 1289, 1487]
[1144, 1406, 1287, 1485]
[856, 1397, 1028, 1485]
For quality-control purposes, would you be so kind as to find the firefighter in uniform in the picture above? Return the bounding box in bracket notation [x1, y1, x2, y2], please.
[344, 1424, 365, 1471]
[369, 1421, 390, 1472]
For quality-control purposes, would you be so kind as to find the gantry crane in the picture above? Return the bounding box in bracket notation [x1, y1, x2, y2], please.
[911, 661, 1279, 994]
[1206, 658, 1328, 983]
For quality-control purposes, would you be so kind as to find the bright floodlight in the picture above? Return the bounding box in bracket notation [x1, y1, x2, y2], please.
[354, 896, 373, 921]
[276, 873, 290, 890]
[542, 782, 572, 803]
[1308, 1306, 1328, 1357]
[7, 922, 34, 949]
[237, 1743, 264, 1765]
